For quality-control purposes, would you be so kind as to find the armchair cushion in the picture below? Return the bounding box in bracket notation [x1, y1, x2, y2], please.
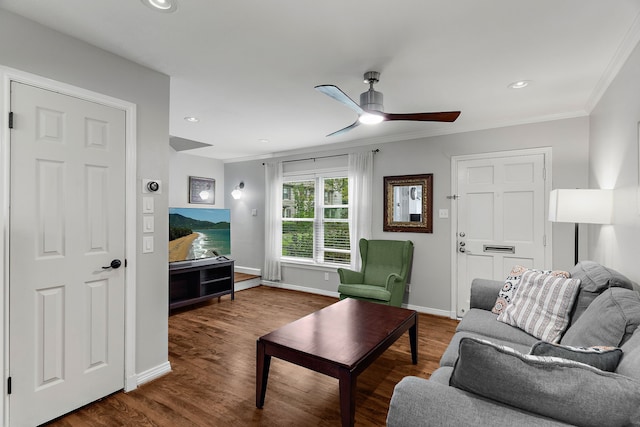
[337, 283, 390, 302]
[450, 337, 640, 427]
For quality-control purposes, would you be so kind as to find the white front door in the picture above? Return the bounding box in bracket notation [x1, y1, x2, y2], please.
[9, 82, 126, 426]
[453, 150, 550, 317]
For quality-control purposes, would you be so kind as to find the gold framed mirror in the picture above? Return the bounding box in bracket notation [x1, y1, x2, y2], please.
[383, 174, 433, 233]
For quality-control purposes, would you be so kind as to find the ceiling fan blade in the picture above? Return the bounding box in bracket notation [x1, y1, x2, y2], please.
[315, 85, 364, 115]
[381, 111, 461, 122]
[326, 120, 360, 137]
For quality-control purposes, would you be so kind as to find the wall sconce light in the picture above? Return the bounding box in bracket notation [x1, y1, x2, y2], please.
[231, 182, 245, 200]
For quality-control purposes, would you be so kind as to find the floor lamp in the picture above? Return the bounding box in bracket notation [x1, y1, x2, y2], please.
[548, 189, 613, 266]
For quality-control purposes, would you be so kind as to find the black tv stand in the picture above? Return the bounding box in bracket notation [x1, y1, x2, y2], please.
[169, 258, 234, 310]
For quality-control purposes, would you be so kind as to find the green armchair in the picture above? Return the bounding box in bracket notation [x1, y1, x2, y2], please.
[337, 238, 414, 307]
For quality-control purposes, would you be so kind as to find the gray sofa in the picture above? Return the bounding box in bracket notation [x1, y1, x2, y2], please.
[387, 261, 640, 427]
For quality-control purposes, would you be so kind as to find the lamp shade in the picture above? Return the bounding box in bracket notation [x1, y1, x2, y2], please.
[548, 189, 612, 224]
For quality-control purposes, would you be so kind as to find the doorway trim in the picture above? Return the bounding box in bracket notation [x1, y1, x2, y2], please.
[0, 66, 138, 424]
[449, 147, 553, 318]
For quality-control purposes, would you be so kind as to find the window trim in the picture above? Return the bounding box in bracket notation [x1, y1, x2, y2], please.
[281, 169, 351, 267]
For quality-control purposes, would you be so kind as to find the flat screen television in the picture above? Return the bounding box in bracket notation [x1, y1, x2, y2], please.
[168, 207, 231, 263]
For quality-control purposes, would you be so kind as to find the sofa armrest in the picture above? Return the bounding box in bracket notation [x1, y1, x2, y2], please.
[387, 377, 569, 427]
[337, 268, 363, 284]
[469, 278, 503, 311]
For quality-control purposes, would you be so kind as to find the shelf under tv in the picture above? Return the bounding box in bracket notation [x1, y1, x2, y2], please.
[169, 257, 235, 310]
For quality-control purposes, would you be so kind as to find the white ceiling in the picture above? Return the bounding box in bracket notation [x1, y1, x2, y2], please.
[3, 0, 640, 161]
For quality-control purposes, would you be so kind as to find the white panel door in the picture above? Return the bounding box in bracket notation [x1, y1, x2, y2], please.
[455, 152, 547, 317]
[9, 82, 126, 426]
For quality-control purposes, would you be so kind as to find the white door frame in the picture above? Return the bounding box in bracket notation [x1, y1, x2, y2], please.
[0, 66, 138, 424]
[450, 147, 553, 318]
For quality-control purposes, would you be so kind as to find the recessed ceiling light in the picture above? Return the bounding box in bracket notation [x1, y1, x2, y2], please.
[258, 139, 269, 143]
[141, 0, 178, 13]
[508, 80, 531, 89]
[184, 116, 199, 123]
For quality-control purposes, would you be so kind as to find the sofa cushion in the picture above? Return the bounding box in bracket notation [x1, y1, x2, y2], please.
[497, 271, 580, 343]
[529, 341, 622, 372]
[440, 331, 533, 367]
[491, 265, 570, 315]
[456, 309, 539, 346]
[617, 328, 640, 380]
[569, 261, 635, 324]
[449, 337, 640, 427]
[561, 287, 640, 348]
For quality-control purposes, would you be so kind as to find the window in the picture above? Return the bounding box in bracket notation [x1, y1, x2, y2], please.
[281, 174, 350, 265]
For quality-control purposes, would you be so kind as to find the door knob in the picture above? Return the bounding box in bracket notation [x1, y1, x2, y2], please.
[102, 259, 122, 269]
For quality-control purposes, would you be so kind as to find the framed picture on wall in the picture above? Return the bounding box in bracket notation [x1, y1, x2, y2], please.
[189, 176, 215, 204]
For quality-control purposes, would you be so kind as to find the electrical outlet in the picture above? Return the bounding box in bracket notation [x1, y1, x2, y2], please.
[324, 272, 329, 281]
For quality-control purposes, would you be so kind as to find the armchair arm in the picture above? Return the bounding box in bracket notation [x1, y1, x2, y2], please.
[385, 273, 403, 291]
[337, 268, 364, 284]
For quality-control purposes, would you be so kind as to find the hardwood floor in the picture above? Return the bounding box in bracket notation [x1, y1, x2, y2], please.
[45, 286, 458, 426]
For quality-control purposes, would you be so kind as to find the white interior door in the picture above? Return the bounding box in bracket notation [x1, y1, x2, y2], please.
[454, 151, 549, 317]
[9, 82, 126, 426]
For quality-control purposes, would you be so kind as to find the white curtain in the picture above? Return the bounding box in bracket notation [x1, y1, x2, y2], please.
[263, 161, 283, 281]
[348, 151, 373, 271]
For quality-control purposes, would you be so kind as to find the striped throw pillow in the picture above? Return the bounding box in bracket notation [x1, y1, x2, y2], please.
[497, 270, 581, 343]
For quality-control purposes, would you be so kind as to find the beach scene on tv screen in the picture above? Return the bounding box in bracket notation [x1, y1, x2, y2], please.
[169, 208, 231, 262]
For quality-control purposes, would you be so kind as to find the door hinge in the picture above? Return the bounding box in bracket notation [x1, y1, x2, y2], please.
[542, 167, 546, 181]
[125, 258, 128, 268]
[543, 234, 547, 247]
[7, 377, 11, 395]
[8, 112, 13, 129]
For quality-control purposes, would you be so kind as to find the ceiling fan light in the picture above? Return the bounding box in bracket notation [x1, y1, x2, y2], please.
[359, 113, 384, 125]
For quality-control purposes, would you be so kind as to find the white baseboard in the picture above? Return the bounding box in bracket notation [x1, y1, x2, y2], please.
[402, 303, 455, 318]
[262, 280, 453, 318]
[235, 277, 261, 291]
[236, 266, 261, 276]
[262, 280, 340, 298]
[135, 361, 172, 388]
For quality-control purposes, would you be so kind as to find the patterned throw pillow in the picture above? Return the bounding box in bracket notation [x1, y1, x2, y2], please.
[530, 341, 623, 372]
[497, 270, 581, 343]
[491, 265, 571, 315]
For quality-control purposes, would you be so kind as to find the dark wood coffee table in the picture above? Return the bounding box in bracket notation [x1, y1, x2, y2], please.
[256, 298, 418, 427]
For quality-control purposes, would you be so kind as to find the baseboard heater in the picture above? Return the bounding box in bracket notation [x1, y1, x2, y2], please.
[483, 245, 515, 254]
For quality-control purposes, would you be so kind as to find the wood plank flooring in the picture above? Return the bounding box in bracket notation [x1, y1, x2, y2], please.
[45, 286, 458, 427]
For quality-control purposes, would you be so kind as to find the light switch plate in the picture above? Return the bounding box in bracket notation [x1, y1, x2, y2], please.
[143, 196, 154, 213]
[143, 236, 154, 253]
[439, 209, 449, 219]
[143, 216, 154, 233]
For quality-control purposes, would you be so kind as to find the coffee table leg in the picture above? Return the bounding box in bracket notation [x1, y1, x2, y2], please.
[256, 339, 271, 408]
[409, 317, 418, 364]
[338, 368, 356, 427]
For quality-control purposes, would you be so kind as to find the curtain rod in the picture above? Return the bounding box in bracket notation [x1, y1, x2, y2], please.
[263, 149, 379, 165]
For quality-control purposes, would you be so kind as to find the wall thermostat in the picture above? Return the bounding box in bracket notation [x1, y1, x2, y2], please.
[142, 179, 162, 194]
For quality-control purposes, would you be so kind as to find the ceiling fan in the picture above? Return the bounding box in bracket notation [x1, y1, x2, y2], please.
[315, 71, 461, 137]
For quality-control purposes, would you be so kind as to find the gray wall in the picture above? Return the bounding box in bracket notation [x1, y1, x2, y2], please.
[169, 148, 225, 208]
[589, 40, 640, 283]
[0, 10, 170, 373]
[226, 116, 589, 314]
